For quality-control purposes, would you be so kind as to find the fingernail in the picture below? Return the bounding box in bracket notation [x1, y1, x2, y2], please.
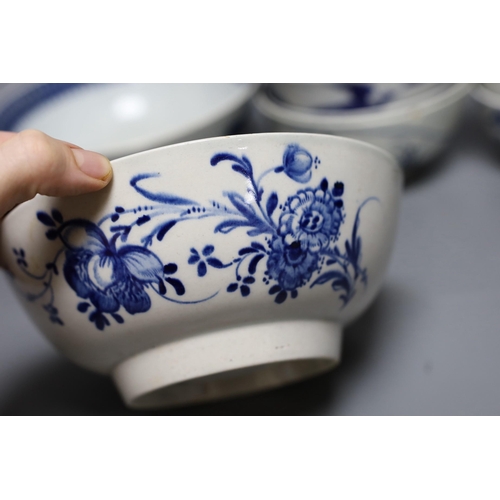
[73, 149, 112, 180]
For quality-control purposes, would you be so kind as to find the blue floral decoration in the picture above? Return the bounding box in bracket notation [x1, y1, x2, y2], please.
[14, 143, 376, 330]
[279, 143, 313, 183]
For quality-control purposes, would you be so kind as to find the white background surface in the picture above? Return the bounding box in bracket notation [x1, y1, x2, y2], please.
[1, 98, 499, 415]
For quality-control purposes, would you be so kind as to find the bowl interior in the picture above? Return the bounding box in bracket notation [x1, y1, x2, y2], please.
[0, 83, 257, 158]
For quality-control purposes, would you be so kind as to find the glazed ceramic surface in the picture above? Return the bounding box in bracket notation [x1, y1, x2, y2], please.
[0, 133, 401, 408]
[0, 83, 259, 158]
[471, 84, 500, 144]
[252, 84, 473, 169]
[267, 83, 442, 111]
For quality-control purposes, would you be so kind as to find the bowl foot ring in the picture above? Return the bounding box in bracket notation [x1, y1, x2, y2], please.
[112, 320, 342, 410]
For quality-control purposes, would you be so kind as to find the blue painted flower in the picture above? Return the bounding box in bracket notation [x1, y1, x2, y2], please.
[281, 144, 313, 183]
[267, 237, 319, 291]
[188, 245, 230, 277]
[60, 221, 164, 315]
[279, 181, 343, 253]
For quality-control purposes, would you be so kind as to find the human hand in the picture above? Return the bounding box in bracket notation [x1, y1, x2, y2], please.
[0, 130, 112, 220]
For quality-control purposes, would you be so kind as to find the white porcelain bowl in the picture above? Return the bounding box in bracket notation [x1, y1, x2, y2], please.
[252, 84, 473, 169]
[0, 133, 402, 409]
[471, 84, 500, 144]
[0, 83, 259, 159]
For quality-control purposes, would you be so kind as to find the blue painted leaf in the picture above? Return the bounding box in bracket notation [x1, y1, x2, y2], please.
[243, 276, 255, 284]
[188, 254, 200, 264]
[275, 291, 287, 304]
[112, 313, 124, 324]
[158, 279, 167, 295]
[345, 240, 353, 261]
[269, 285, 281, 295]
[90, 311, 110, 331]
[227, 283, 238, 292]
[111, 214, 120, 222]
[203, 245, 214, 256]
[163, 263, 178, 274]
[240, 285, 250, 297]
[274, 166, 284, 173]
[51, 209, 63, 224]
[226, 192, 257, 220]
[266, 192, 278, 218]
[207, 257, 225, 269]
[310, 270, 347, 287]
[248, 254, 264, 274]
[46, 229, 58, 240]
[137, 215, 151, 226]
[214, 219, 251, 234]
[157, 220, 177, 241]
[241, 155, 253, 174]
[211, 152, 244, 168]
[239, 247, 258, 256]
[190, 248, 199, 255]
[232, 165, 249, 177]
[115, 206, 125, 213]
[331, 275, 351, 293]
[321, 178, 328, 192]
[247, 228, 268, 237]
[110, 225, 130, 233]
[251, 242, 266, 252]
[198, 261, 207, 277]
[77, 302, 90, 313]
[165, 277, 185, 296]
[291, 290, 298, 299]
[37, 212, 55, 227]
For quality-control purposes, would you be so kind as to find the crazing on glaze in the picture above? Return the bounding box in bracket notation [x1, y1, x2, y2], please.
[13, 144, 375, 330]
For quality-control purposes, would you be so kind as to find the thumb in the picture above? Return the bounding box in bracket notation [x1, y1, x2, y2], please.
[0, 130, 112, 218]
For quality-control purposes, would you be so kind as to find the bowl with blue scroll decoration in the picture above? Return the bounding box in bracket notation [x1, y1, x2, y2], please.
[0, 133, 402, 409]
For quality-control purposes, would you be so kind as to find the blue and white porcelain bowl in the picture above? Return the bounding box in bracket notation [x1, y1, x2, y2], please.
[0, 133, 402, 409]
[252, 84, 473, 169]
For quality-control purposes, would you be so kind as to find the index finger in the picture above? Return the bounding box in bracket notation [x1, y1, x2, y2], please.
[0, 130, 83, 149]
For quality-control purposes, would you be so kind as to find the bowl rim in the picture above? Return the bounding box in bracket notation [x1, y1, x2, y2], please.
[111, 131, 400, 172]
[1, 132, 400, 223]
[253, 83, 475, 131]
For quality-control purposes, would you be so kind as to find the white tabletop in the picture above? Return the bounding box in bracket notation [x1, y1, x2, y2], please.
[1, 98, 499, 415]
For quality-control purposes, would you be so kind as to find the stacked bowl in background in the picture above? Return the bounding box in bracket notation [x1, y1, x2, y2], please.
[251, 83, 474, 169]
[471, 84, 500, 146]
